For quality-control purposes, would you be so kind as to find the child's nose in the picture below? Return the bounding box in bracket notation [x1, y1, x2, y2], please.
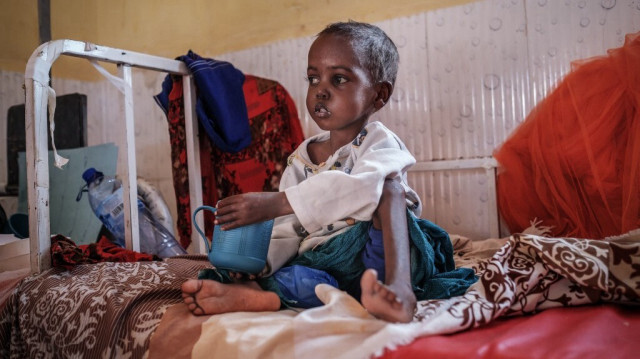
[315, 88, 329, 99]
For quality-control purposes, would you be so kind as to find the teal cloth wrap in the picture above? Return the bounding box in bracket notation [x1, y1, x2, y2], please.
[198, 211, 477, 307]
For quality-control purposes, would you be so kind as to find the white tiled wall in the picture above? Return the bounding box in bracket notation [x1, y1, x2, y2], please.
[1, 0, 638, 239]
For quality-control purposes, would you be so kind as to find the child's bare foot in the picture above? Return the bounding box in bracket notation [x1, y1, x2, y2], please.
[360, 269, 416, 323]
[181, 279, 281, 315]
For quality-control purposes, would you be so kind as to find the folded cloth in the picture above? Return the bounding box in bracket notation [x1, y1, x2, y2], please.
[51, 235, 158, 269]
[155, 51, 251, 153]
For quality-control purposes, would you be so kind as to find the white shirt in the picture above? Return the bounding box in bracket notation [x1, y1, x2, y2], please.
[265, 121, 422, 275]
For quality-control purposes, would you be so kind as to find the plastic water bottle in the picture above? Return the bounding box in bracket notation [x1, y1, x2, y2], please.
[80, 168, 187, 258]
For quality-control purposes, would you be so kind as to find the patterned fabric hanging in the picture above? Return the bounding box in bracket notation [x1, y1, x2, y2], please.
[164, 75, 305, 248]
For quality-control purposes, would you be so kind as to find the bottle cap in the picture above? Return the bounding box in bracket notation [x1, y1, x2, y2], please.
[82, 168, 104, 184]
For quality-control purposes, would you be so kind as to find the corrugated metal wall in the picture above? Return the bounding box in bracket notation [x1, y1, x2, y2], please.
[2, 0, 638, 239]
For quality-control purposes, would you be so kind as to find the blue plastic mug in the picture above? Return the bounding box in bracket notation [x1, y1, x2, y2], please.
[192, 205, 274, 274]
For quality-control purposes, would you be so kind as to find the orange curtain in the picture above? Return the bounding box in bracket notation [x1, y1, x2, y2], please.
[494, 32, 640, 239]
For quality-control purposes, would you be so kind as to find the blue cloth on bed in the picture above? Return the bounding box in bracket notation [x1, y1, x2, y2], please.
[154, 51, 251, 153]
[272, 265, 339, 308]
[361, 225, 386, 282]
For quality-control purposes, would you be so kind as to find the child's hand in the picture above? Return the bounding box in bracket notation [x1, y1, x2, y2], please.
[229, 271, 259, 281]
[214, 192, 292, 230]
[228, 263, 270, 282]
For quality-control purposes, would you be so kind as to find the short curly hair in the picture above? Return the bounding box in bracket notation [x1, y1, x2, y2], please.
[318, 21, 399, 86]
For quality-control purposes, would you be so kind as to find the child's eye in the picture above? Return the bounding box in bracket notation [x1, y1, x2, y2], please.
[307, 76, 319, 85]
[333, 75, 348, 85]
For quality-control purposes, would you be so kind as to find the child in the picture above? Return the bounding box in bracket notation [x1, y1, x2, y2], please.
[182, 21, 476, 323]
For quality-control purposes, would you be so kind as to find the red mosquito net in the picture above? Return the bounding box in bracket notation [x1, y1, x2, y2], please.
[494, 32, 640, 239]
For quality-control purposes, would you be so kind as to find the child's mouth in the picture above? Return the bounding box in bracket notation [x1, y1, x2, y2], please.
[314, 103, 331, 117]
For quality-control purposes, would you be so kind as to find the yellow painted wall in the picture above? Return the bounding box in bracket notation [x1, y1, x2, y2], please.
[2, 0, 476, 81]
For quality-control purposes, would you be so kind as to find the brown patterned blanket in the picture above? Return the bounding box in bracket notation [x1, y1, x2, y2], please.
[1, 231, 639, 359]
[0, 256, 212, 358]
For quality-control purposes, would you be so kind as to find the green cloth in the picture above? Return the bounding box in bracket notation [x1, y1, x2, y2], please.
[199, 211, 477, 307]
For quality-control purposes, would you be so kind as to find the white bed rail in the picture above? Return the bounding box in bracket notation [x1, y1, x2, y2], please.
[25, 39, 206, 273]
[409, 157, 500, 239]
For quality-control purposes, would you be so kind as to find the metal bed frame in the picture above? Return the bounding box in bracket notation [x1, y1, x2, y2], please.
[24, 39, 206, 273]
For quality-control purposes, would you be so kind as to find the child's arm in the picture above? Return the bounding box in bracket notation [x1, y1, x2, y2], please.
[214, 191, 293, 230]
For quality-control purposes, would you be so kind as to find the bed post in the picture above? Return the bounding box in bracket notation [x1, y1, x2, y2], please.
[486, 166, 500, 238]
[24, 77, 51, 274]
[24, 41, 63, 273]
[183, 76, 206, 254]
[118, 64, 142, 252]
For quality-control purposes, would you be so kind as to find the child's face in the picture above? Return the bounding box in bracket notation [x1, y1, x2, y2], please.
[306, 34, 379, 135]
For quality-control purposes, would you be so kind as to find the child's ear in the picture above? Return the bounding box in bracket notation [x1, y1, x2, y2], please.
[374, 81, 393, 110]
